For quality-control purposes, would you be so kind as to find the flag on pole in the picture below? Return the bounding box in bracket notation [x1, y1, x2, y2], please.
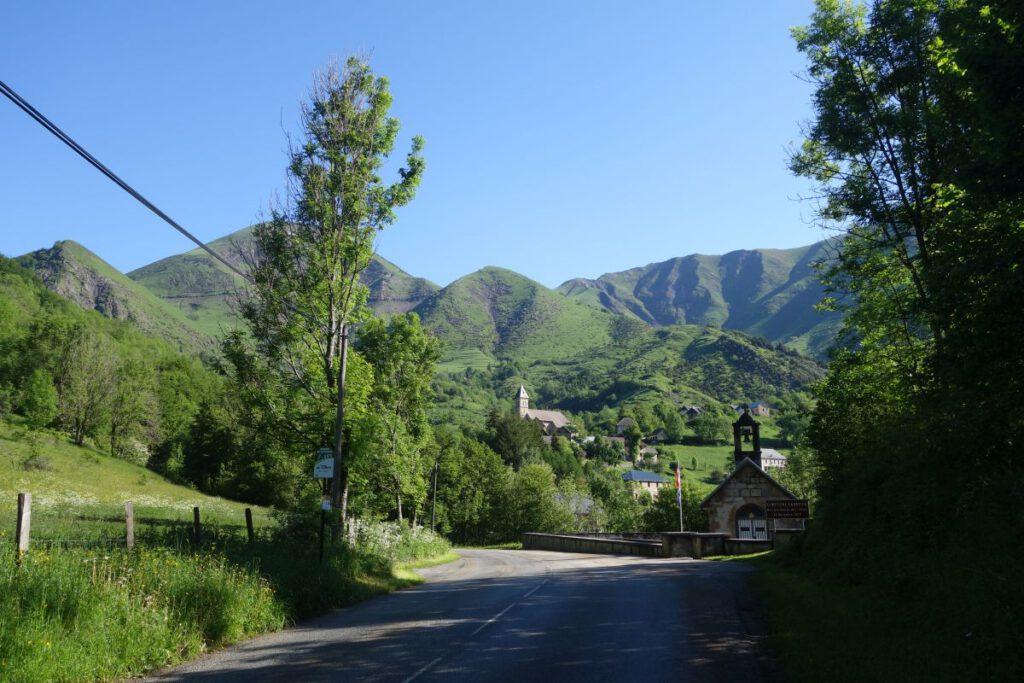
[675, 461, 682, 504]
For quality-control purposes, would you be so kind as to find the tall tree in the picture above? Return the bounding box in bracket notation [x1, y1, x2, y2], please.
[236, 58, 425, 527]
[355, 313, 441, 522]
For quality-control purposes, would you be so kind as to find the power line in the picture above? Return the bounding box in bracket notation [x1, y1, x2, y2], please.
[0, 78, 252, 284]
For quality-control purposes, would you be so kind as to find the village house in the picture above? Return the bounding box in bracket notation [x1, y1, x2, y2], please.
[615, 417, 636, 435]
[682, 406, 703, 421]
[516, 385, 576, 439]
[700, 407, 800, 539]
[646, 428, 669, 444]
[622, 470, 667, 498]
[760, 448, 787, 469]
[638, 445, 659, 464]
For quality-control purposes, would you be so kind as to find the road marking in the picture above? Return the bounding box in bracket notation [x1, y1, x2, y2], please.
[523, 578, 547, 599]
[403, 577, 549, 681]
[402, 655, 445, 683]
[471, 601, 516, 636]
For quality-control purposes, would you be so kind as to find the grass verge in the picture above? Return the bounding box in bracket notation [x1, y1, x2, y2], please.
[0, 528, 453, 681]
[748, 552, 1022, 682]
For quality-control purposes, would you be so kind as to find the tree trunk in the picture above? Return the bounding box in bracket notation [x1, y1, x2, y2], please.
[330, 323, 349, 541]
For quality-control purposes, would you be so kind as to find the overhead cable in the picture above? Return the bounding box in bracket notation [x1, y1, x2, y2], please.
[0, 78, 252, 284]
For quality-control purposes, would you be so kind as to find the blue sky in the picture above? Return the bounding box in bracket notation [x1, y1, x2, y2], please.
[1, 1, 824, 289]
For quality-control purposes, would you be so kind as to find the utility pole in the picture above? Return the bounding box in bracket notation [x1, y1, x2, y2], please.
[430, 457, 440, 532]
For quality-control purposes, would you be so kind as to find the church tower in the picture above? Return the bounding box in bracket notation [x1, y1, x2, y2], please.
[516, 385, 530, 417]
[732, 405, 762, 469]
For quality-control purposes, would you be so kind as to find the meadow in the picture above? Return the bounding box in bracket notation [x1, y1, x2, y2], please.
[0, 421, 452, 682]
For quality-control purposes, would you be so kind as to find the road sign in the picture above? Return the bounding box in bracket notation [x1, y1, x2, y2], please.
[766, 499, 809, 519]
[317, 447, 333, 459]
[313, 458, 334, 479]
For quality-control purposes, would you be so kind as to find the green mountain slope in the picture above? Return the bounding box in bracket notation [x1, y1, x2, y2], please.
[16, 241, 216, 353]
[127, 226, 439, 333]
[413, 266, 613, 368]
[557, 241, 842, 358]
[417, 267, 824, 425]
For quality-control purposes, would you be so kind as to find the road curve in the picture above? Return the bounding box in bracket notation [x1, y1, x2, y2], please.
[147, 549, 778, 682]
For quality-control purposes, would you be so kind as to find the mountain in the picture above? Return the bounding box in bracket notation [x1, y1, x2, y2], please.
[127, 226, 440, 334]
[415, 267, 824, 425]
[15, 241, 216, 353]
[413, 266, 612, 368]
[557, 241, 842, 358]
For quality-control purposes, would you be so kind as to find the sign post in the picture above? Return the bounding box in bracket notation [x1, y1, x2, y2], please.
[314, 448, 334, 563]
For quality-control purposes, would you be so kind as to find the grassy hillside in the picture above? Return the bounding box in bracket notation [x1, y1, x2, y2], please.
[414, 266, 612, 367]
[16, 241, 216, 353]
[0, 420, 271, 541]
[558, 241, 842, 359]
[423, 268, 823, 427]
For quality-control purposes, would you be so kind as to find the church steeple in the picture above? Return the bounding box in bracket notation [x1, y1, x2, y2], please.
[516, 384, 529, 417]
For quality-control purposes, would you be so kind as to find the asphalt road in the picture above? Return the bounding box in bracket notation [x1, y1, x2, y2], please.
[149, 549, 778, 682]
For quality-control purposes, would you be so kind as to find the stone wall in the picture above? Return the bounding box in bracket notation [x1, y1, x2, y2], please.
[521, 533, 662, 557]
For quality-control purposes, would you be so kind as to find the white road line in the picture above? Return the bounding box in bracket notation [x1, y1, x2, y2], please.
[523, 579, 547, 599]
[402, 655, 445, 683]
[404, 577, 549, 681]
[471, 601, 517, 636]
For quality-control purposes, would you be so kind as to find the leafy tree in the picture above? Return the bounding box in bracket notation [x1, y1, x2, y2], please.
[789, 3, 1024, 668]
[499, 462, 575, 536]
[56, 328, 117, 445]
[486, 410, 545, 470]
[355, 313, 441, 522]
[641, 486, 707, 533]
[691, 410, 731, 445]
[21, 369, 58, 429]
[234, 57, 425, 524]
[430, 430, 510, 544]
[108, 357, 158, 463]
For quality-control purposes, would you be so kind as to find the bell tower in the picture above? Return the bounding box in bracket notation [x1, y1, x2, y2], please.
[516, 385, 530, 417]
[732, 405, 762, 468]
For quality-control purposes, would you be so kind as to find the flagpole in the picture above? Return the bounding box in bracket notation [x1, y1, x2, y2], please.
[676, 460, 684, 532]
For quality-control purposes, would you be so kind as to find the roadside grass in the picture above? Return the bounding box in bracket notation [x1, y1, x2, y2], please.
[0, 528, 453, 682]
[747, 552, 1021, 682]
[0, 422, 455, 681]
[0, 422, 273, 543]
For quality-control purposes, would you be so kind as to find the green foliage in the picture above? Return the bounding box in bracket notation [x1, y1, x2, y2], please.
[784, 0, 1024, 671]
[21, 369, 58, 429]
[690, 409, 731, 445]
[234, 57, 425, 522]
[640, 486, 707, 533]
[485, 409, 545, 470]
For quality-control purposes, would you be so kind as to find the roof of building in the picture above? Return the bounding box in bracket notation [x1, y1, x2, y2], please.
[523, 408, 569, 429]
[516, 384, 529, 399]
[622, 470, 667, 483]
[617, 417, 635, 427]
[639, 446, 659, 454]
[699, 457, 796, 508]
[761, 448, 787, 461]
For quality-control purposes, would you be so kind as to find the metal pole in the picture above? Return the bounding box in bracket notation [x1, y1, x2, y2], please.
[431, 458, 439, 532]
[319, 479, 327, 563]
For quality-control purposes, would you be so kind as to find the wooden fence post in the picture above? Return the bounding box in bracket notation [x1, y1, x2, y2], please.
[192, 506, 201, 546]
[245, 508, 255, 544]
[16, 492, 31, 564]
[125, 501, 135, 549]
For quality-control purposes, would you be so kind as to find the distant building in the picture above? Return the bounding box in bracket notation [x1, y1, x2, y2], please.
[646, 428, 669, 444]
[616, 417, 636, 435]
[750, 402, 771, 417]
[683, 406, 703, 420]
[760, 448, 787, 469]
[516, 385, 575, 438]
[622, 470, 667, 498]
[638, 445, 659, 464]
